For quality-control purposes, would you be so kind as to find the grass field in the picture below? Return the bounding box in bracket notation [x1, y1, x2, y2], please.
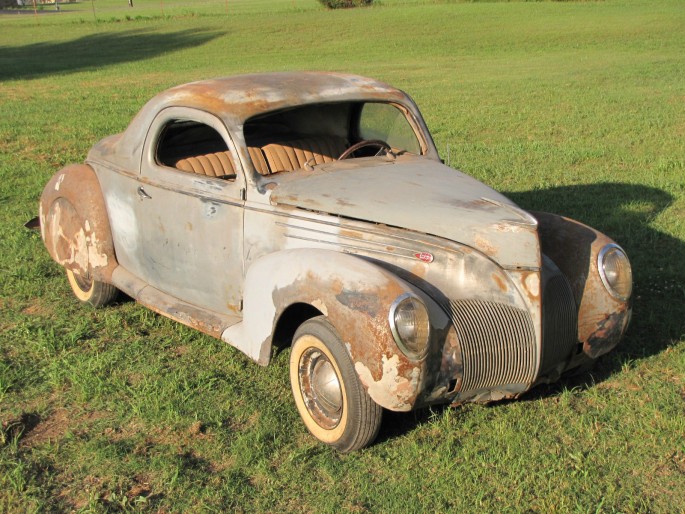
[1, 0, 684, 511]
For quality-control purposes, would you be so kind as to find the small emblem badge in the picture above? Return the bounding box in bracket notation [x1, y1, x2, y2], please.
[415, 252, 434, 263]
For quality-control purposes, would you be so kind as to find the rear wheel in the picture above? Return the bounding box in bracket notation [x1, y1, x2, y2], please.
[289, 316, 382, 452]
[66, 268, 118, 307]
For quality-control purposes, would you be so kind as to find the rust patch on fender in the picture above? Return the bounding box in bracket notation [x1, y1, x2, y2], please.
[40, 164, 118, 282]
[533, 211, 631, 359]
[335, 289, 381, 317]
[355, 355, 421, 412]
[473, 234, 498, 258]
[492, 273, 507, 292]
[519, 270, 541, 305]
[269, 259, 424, 410]
[583, 307, 631, 359]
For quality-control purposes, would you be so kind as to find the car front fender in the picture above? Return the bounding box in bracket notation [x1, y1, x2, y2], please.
[39, 164, 118, 283]
[533, 211, 632, 359]
[225, 249, 449, 411]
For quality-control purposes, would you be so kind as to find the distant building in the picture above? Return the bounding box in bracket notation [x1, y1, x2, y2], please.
[15, 0, 68, 5]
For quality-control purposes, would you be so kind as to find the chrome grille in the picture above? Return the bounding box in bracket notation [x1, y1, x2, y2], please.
[539, 274, 578, 374]
[447, 300, 537, 392]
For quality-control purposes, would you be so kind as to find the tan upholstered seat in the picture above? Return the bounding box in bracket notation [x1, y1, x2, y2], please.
[262, 136, 348, 173]
[174, 137, 343, 178]
[176, 147, 270, 178]
[248, 147, 270, 176]
[176, 151, 236, 178]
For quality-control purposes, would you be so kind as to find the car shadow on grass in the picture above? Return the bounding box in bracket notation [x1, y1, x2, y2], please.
[0, 28, 223, 81]
[376, 182, 684, 445]
[507, 182, 683, 370]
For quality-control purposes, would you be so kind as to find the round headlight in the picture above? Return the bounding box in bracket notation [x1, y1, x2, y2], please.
[598, 243, 632, 301]
[389, 293, 430, 359]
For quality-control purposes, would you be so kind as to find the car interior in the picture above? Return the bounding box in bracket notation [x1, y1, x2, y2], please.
[155, 101, 422, 180]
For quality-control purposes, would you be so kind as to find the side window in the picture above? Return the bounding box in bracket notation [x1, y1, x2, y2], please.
[156, 120, 237, 179]
[358, 103, 421, 155]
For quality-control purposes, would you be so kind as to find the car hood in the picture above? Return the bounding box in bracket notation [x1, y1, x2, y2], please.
[269, 156, 540, 269]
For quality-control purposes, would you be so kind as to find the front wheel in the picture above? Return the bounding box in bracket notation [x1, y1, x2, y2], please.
[289, 316, 382, 452]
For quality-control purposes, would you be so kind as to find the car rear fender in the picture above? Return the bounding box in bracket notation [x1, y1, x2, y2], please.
[228, 249, 448, 411]
[39, 164, 118, 283]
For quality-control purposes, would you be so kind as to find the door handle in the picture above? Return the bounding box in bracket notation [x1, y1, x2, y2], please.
[137, 186, 152, 200]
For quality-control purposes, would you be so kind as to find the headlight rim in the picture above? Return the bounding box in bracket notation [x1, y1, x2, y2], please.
[388, 292, 431, 360]
[597, 243, 632, 302]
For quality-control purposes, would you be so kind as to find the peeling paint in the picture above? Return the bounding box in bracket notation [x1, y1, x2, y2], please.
[86, 234, 109, 268]
[203, 201, 220, 218]
[524, 273, 540, 298]
[40, 164, 119, 284]
[39, 202, 45, 241]
[335, 289, 380, 317]
[355, 355, 420, 411]
[311, 298, 328, 317]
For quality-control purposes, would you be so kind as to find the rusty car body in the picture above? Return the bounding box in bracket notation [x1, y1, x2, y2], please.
[39, 72, 633, 451]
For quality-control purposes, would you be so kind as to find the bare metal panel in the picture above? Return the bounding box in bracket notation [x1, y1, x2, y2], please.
[270, 156, 540, 269]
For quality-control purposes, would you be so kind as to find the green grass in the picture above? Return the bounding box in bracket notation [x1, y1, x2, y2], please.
[1, 0, 684, 511]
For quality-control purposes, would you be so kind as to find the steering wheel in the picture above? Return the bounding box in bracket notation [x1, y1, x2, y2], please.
[339, 139, 392, 160]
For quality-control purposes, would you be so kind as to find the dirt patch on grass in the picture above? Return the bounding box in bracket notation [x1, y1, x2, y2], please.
[1, 409, 68, 447]
[172, 344, 190, 357]
[1, 412, 41, 445]
[1, 407, 109, 448]
[21, 298, 55, 318]
[127, 474, 153, 500]
[104, 419, 213, 450]
[19, 408, 69, 447]
[57, 473, 158, 511]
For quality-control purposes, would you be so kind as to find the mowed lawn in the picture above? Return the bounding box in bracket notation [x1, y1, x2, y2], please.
[1, 0, 684, 511]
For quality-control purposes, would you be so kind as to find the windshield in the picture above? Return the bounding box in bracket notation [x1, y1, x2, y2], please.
[358, 103, 421, 155]
[242, 101, 423, 175]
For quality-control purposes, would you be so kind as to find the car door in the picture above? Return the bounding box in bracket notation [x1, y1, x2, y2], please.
[134, 107, 245, 315]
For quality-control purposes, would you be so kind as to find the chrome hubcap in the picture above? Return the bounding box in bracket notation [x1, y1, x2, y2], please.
[299, 347, 343, 429]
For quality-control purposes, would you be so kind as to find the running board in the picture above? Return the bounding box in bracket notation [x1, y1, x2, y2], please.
[110, 266, 242, 340]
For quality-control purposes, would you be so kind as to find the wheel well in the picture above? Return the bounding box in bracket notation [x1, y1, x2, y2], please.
[272, 303, 323, 350]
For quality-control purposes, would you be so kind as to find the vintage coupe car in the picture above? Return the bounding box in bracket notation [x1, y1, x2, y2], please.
[39, 72, 632, 451]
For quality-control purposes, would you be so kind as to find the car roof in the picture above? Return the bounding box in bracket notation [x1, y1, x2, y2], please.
[157, 72, 408, 121]
[88, 72, 431, 174]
